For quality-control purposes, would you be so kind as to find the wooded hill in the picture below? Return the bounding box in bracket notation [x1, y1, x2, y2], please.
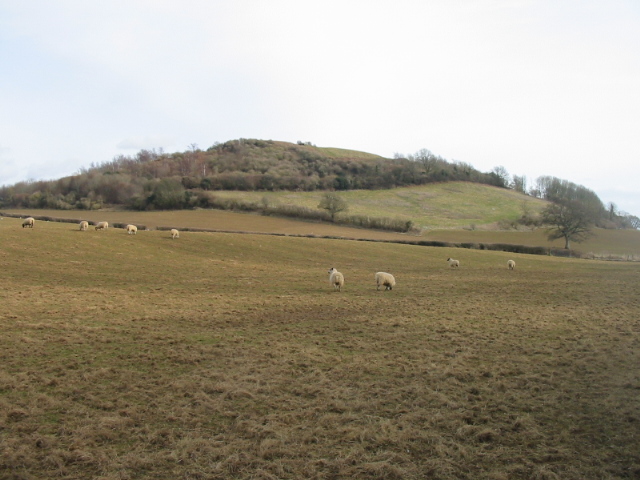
[1, 138, 636, 232]
[0, 139, 506, 211]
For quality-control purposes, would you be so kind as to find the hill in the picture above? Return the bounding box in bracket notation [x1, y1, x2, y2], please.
[0, 139, 508, 212]
[1, 138, 636, 242]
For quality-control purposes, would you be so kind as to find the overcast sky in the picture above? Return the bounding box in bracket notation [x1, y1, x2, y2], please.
[1, 1, 639, 215]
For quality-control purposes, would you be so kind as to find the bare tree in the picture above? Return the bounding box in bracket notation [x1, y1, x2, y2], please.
[414, 149, 436, 176]
[491, 166, 510, 187]
[542, 200, 595, 249]
[512, 174, 527, 193]
[318, 192, 348, 222]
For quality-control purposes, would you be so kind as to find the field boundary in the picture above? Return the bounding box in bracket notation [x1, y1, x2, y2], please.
[2, 210, 592, 259]
[155, 225, 570, 256]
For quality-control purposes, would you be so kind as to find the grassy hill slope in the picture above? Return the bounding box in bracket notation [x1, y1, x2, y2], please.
[176, 181, 548, 229]
[308, 144, 385, 159]
[1, 218, 639, 479]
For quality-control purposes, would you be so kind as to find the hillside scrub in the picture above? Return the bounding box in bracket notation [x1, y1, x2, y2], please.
[0, 139, 508, 210]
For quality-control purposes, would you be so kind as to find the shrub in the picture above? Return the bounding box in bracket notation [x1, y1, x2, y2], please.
[267, 204, 331, 222]
[333, 215, 416, 233]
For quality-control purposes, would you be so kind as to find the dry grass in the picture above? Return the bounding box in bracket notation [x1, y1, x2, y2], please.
[1, 217, 639, 479]
[426, 228, 640, 258]
[0, 208, 415, 242]
[3, 207, 640, 258]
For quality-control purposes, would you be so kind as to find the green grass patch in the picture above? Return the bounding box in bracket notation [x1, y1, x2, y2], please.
[204, 181, 548, 228]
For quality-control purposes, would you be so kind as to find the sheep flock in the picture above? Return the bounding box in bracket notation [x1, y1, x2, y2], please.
[12, 215, 522, 294]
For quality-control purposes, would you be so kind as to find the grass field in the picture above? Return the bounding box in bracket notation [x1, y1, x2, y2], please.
[1, 217, 639, 479]
[4, 204, 640, 258]
[425, 228, 640, 258]
[198, 182, 549, 229]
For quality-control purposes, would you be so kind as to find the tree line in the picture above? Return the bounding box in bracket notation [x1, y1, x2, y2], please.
[518, 175, 639, 248]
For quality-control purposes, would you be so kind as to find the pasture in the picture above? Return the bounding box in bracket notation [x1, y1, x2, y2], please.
[4, 207, 640, 258]
[167, 181, 548, 229]
[1, 217, 639, 479]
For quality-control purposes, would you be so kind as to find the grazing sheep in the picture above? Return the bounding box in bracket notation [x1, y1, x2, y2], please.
[447, 258, 460, 268]
[79, 221, 89, 231]
[375, 272, 395, 291]
[170, 228, 180, 239]
[22, 217, 35, 228]
[507, 259, 516, 270]
[95, 221, 109, 231]
[328, 267, 345, 292]
[126, 224, 137, 235]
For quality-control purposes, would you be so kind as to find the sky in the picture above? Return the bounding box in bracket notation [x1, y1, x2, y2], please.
[1, 1, 639, 216]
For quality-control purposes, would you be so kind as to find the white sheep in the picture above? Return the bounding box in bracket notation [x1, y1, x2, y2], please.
[95, 221, 109, 231]
[507, 259, 516, 270]
[447, 257, 460, 268]
[126, 224, 137, 235]
[375, 272, 396, 291]
[170, 228, 180, 239]
[328, 267, 345, 292]
[79, 221, 89, 231]
[22, 217, 35, 228]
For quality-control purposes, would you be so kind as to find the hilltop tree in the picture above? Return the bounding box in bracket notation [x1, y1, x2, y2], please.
[491, 166, 510, 188]
[318, 192, 348, 222]
[412, 149, 438, 176]
[511, 174, 527, 193]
